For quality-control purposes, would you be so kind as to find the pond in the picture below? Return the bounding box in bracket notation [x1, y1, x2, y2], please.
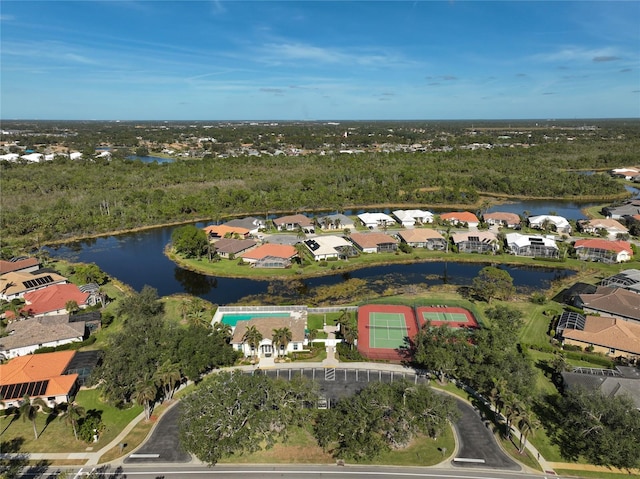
[47, 224, 574, 305]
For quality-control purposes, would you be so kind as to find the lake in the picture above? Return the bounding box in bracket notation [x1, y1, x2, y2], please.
[126, 155, 175, 164]
[47, 222, 574, 305]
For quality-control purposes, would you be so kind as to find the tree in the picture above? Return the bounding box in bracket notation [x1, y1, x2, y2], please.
[19, 396, 49, 440]
[272, 327, 292, 358]
[242, 325, 263, 359]
[65, 299, 79, 315]
[557, 388, 640, 469]
[471, 266, 515, 303]
[64, 402, 87, 441]
[336, 308, 351, 336]
[133, 378, 157, 420]
[517, 407, 540, 454]
[314, 380, 458, 460]
[180, 371, 316, 465]
[171, 225, 208, 258]
[154, 360, 181, 401]
[343, 324, 358, 350]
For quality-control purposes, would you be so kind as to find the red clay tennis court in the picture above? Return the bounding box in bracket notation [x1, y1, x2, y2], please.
[416, 305, 478, 329]
[357, 304, 418, 361]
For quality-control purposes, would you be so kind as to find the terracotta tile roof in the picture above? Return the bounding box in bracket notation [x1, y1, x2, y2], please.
[213, 238, 256, 255]
[349, 232, 398, 249]
[231, 316, 306, 344]
[441, 211, 479, 224]
[204, 224, 250, 237]
[562, 316, 640, 355]
[579, 287, 640, 321]
[0, 258, 40, 274]
[0, 271, 67, 298]
[19, 284, 90, 317]
[483, 212, 521, 225]
[398, 229, 445, 243]
[584, 218, 628, 231]
[574, 239, 633, 254]
[0, 351, 75, 384]
[273, 214, 314, 227]
[241, 244, 297, 260]
[451, 230, 498, 243]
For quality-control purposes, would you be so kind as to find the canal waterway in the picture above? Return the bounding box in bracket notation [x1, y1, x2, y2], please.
[47, 220, 574, 305]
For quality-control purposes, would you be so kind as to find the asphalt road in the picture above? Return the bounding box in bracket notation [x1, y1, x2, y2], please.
[57, 464, 555, 479]
[123, 368, 518, 472]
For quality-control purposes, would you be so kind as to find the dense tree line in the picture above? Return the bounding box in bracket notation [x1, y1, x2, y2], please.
[1, 138, 632, 249]
[179, 372, 458, 465]
[93, 286, 238, 406]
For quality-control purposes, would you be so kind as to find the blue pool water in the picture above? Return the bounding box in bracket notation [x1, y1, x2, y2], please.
[220, 312, 290, 327]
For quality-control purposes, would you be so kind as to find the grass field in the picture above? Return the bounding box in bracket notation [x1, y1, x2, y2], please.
[217, 424, 455, 466]
[0, 389, 142, 454]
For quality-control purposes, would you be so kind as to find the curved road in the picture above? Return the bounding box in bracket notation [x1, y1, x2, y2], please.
[125, 366, 519, 472]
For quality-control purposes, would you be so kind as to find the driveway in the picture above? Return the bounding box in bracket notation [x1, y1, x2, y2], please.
[451, 399, 519, 470]
[127, 367, 519, 470]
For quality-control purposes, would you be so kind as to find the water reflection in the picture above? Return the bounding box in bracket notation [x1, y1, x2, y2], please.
[47, 223, 576, 305]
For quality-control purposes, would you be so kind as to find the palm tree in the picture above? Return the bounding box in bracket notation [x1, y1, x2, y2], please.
[64, 402, 86, 441]
[517, 408, 540, 454]
[272, 327, 292, 358]
[242, 325, 263, 360]
[133, 378, 157, 420]
[214, 321, 233, 340]
[20, 395, 49, 440]
[336, 309, 351, 336]
[154, 360, 182, 401]
[343, 324, 358, 350]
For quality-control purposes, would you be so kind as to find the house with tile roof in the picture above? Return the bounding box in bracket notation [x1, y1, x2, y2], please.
[7, 283, 90, 320]
[223, 217, 265, 235]
[574, 239, 633, 264]
[578, 218, 629, 239]
[230, 316, 307, 358]
[397, 229, 446, 250]
[212, 238, 256, 258]
[273, 214, 314, 232]
[559, 314, 640, 360]
[575, 286, 640, 324]
[0, 351, 79, 409]
[357, 212, 396, 229]
[303, 235, 356, 261]
[0, 314, 86, 359]
[483, 212, 521, 229]
[528, 214, 572, 234]
[392, 209, 434, 227]
[316, 214, 355, 231]
[240, 244, 298, 267]
[204, 224, 250, 240]
[440, 211, 479, 228]
[0, 257, 40, 275]
[348, 232, 398, 254]
[0, 271, 68, 301]
[451, 231, 499, 254]
[505, 233, 559, 258]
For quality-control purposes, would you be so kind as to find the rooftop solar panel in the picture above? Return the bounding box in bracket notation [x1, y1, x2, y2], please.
[0, 380, 49, 401]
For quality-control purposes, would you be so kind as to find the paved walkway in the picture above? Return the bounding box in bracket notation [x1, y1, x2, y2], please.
[2, 338, 623, 475]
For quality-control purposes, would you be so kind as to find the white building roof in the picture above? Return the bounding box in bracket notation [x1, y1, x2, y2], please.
[21, 153, 44, 162]
[393, 209, 434, 222]
[528, 215, 570, 229]
[0, 153, 20, 161]
[304, 235, 351, 257]
[506, 233, 558, 249]
[358, 212, 396, 225]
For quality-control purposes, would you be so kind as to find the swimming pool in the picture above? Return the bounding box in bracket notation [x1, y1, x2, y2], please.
[219, 312, 291, 327]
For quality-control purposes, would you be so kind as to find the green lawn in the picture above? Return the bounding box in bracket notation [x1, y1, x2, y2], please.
[0, 389, 142, 454]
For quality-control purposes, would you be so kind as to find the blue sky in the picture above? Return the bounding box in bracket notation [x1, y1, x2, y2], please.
[1, 1, 639, 120]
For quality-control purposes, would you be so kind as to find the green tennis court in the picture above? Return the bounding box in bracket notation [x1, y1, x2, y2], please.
[368, 312, 409, 349]
[421, 311, 471, 323]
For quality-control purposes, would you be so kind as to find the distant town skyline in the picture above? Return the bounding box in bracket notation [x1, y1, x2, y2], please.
[1, 1, 639, 121]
